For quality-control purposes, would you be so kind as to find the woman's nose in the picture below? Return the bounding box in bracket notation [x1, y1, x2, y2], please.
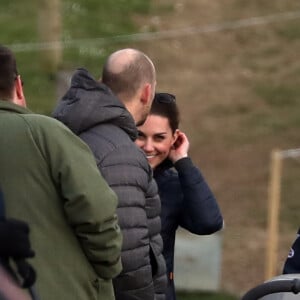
[143, 139, 154, 152]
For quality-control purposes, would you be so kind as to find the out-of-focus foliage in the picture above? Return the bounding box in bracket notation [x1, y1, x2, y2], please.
[0, 0, 152, 114]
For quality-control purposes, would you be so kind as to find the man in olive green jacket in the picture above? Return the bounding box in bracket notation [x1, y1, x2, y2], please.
[0, 45, 122, 300]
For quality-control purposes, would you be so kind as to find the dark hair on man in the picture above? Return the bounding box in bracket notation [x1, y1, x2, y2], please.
[0, 45, 18, 100]
[150, 92, 180, 133]
[102, 49, 155, 102]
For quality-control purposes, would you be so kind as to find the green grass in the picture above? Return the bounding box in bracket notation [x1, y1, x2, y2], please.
[3, 0, 300, 295]
[1, 0, 153, 114]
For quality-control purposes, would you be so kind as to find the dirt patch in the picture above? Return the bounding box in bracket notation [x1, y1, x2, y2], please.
[131, 0, 300, 295]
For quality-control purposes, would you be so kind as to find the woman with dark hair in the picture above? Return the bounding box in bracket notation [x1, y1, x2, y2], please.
[135, 92, 224, 300]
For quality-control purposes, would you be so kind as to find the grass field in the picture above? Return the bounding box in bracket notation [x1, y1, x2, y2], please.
[2, 2, 231, 300]
[2, 0, 300, 298]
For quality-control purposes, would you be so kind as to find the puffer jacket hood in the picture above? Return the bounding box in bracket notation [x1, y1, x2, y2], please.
[52, 68, 137, 140]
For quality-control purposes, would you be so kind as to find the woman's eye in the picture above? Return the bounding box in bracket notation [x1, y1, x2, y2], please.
[137, 131, 144, 137]
[155, 136, 165, 141]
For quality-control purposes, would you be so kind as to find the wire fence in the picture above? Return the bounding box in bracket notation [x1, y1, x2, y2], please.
[7, 10, 300, 53]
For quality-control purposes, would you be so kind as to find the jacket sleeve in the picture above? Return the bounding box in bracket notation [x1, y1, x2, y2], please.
[174, 157, 224, 234]
[283, 228, 300, 274]
[30, 117, 122, 279]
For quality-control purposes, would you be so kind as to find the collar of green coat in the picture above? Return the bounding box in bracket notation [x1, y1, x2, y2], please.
[0, 99, 32, 114]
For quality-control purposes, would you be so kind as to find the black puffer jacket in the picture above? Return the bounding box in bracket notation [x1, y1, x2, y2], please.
[154, 158, 224, 300]
[53, 68, 167, 300]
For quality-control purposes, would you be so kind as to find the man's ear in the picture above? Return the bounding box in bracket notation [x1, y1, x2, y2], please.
[14, 76, 27, 107]
[140, 83, 152, 105]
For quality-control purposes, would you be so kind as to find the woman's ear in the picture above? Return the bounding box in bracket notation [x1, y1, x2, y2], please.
[171, 129, 180, 148]
[173, 129, 180, 140]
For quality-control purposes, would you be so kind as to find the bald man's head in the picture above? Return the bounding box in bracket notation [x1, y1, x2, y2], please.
[102, 48, 156, 103]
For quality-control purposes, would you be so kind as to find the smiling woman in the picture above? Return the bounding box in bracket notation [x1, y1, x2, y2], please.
[136, 92, 180, 169]
[136, 92, 224, 300]
[136, 114, 178, 168]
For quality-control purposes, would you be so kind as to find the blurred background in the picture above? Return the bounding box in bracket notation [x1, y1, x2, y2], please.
[2, 0, 300, 299]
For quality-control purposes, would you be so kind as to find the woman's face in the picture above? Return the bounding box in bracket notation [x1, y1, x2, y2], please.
[136, 114, 178, 169]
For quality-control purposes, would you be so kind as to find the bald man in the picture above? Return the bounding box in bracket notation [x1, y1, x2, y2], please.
[53, 48, 167, 300]
[101, 48, 156, 126]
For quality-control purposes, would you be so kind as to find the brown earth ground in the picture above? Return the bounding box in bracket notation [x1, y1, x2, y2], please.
[129, 0, 300, 296]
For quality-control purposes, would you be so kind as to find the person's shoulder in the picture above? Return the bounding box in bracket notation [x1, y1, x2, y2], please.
[23, 114, 91, 153]
[22, 114, 70, 131]
[155, 167, 178, 185]
[22, 114, 79, 146]
[24, 113, 63, 124]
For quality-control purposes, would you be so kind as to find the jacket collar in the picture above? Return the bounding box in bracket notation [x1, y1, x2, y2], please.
[153, 159, 173, 177]
[0, 100, 32, 114]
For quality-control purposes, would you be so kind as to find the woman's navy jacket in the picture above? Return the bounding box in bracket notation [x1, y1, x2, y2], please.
[154, 157, 224, 300]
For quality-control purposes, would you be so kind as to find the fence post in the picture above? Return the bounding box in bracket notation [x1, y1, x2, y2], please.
[265, 149, 282, 280]
[38, 0, 62, 75]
